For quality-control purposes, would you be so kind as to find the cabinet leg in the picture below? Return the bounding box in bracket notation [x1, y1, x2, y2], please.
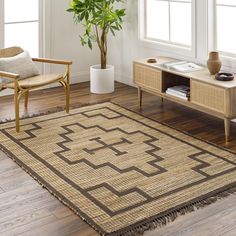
[161, 97, 164, 103]
[138, 87, 142, 109]
[224, 118, 230, 143]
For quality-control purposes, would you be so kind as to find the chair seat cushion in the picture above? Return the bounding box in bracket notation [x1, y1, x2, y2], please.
[4, 73, 64, 89]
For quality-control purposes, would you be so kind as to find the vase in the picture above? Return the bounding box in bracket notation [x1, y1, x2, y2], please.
[207, 52, 222, 75]
[90, 65, 114, 94]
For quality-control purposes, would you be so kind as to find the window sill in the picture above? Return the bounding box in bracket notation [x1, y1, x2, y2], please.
[139, 38, 196, 59]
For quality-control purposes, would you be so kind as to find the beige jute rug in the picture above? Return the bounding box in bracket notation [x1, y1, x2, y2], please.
[0, 102, 236, 236]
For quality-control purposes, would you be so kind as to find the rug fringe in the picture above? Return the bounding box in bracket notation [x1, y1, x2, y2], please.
[113, 187, 236, 236]
[0, 99, 111, 125]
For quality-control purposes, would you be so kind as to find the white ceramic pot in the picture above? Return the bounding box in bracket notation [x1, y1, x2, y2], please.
[90, 65, 114, 94]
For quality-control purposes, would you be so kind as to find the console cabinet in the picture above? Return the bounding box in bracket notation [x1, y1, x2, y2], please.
[134, 57, 236, 142]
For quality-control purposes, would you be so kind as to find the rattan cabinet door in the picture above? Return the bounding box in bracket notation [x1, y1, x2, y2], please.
[191, 81, 226, 113]
[134, 64, 162, 92]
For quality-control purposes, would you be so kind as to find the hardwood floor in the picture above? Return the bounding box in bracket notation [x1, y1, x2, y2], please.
[0, 82, 236, 236]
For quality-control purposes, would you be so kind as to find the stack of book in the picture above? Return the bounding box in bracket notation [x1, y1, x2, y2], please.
[166, 85, 190, 101]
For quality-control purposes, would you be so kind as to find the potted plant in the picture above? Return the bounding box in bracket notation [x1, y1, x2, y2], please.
[67, 0, 126, 94]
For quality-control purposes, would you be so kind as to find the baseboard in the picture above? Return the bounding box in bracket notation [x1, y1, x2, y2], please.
[0, 71, 89, 97]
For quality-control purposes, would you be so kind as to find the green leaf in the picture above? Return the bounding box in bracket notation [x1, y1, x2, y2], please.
[67, 0, 126, 66]
[88, 39, 92, 49]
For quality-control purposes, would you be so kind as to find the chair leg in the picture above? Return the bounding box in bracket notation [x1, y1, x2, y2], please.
[60, 80, 70, 113]
[24, 91, 29, 109]
[66, 65, 70, 113]
[66, 82, 70, 113]
[14, 91, 21, 133]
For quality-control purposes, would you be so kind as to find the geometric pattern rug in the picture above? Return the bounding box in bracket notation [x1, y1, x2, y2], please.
[0, 102, 236, 236]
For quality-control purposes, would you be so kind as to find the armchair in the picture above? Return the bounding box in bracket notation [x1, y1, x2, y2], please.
[0, 46, 72, 132]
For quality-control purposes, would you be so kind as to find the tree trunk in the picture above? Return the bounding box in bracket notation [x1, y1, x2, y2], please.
[100, 29, 107, 69]
[101, 51, 106, 69]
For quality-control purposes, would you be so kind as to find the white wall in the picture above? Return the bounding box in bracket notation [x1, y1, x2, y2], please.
[49, 0, 99, 83]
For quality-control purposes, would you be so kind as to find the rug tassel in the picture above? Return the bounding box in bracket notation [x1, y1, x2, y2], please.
[114, 187, 236, 236]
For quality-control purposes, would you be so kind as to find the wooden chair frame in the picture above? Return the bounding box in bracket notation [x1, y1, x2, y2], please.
[0, 57, 72, 132]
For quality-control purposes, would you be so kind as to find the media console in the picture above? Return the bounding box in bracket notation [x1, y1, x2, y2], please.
[133, 57, 236, 142]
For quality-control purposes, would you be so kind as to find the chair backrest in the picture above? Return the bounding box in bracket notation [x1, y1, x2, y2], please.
[0, 46, 24, 58]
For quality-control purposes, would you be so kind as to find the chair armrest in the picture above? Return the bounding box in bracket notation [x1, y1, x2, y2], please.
[32, 58, 72, 65]
[0, 71, 20, 80]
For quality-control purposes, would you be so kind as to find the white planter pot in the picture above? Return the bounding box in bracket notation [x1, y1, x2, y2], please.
[90, 65, 114, 94]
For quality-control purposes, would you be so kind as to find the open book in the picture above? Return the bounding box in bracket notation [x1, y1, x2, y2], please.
[161, 60, 203, 73]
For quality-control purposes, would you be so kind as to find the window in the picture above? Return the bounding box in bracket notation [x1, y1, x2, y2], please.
[143, 0, 193, 49]
[215, 0, 236, 57]
[3, 0, 40, 57]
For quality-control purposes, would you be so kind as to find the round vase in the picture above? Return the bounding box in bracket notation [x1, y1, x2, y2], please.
[90, 65, 114, 94]
[207, 52, 222, 75]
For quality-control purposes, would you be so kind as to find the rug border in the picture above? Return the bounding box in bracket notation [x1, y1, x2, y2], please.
[0, 101, 236, 236]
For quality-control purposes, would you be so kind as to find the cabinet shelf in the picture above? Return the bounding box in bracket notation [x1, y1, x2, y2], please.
[164, 93, 190, 103]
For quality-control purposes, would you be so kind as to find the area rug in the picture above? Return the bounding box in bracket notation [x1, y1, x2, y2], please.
[0, 102, 236, 236]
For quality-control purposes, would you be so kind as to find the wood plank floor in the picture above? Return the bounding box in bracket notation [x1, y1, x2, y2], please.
[0, 82, 236, 236]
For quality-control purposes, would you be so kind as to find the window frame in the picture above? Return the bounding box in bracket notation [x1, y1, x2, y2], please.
[213, 0, 236, 59]
[139, 0, 196, 58]
[0, 0, 45, 58]
[0, 0, 4, 49]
